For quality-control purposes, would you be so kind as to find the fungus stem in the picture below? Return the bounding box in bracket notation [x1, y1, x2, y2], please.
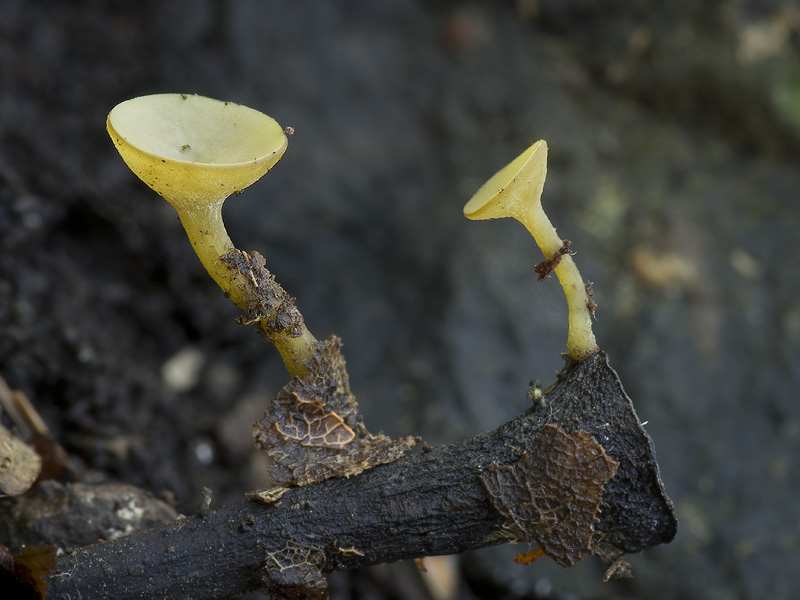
[175, 200, 317, 378]
[464, 140, 599, 361]
[107, 94, 318, 377]
[176, 199, 234, 267]
[516, 201, 598, 361]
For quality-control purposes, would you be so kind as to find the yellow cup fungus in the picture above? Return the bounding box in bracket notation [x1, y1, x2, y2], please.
[464, 140, 599, 361]
[107, 93, 316, 376]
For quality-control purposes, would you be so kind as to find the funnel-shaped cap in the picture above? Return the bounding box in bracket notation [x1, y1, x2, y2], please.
[107, 94, 288, 207]
[463, 140, 547, 221]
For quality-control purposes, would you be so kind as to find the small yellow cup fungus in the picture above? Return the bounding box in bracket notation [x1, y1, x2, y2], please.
[464, 140, 599, 361]
[107, 93, 316, 376]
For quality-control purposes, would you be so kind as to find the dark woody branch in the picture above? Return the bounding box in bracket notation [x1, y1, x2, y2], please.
[46, 353, 677, 600]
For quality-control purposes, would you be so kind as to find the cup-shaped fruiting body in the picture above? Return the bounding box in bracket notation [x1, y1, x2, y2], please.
[464, 140, 599, 361]
[107, 93, 316, 376]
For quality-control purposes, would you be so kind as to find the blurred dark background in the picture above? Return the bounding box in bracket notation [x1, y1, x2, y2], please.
[2, 1, 799, 598]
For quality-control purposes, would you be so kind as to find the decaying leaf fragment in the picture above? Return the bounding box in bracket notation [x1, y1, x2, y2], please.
[481, 424, 618, 568]
[246, 486, 289, 505]
[0, 544, 58, 599]
[252, 336, 418, 487]
[262, 540, 327, 600]
[0, 423, 41, 497]
[274, 393, 356, 448]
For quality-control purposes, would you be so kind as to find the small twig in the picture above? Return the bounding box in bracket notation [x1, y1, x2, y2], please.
[533, 239, 575, 281]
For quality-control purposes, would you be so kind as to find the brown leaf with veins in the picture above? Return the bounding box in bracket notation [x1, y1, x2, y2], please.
[481, 424, 618, 568]
[252, 336, 418, 487]
[274, 394, 355, 449]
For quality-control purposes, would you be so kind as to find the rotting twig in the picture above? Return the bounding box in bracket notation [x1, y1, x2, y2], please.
[45, 353, 677, 600]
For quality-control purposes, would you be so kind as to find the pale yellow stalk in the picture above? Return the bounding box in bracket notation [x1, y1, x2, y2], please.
[107, 93, 316, 376]
[464, 140, 599, 361]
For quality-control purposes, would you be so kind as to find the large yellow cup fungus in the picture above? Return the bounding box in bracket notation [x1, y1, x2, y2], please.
[464, 140, 599, 361]
[107, 93, 316, 376]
